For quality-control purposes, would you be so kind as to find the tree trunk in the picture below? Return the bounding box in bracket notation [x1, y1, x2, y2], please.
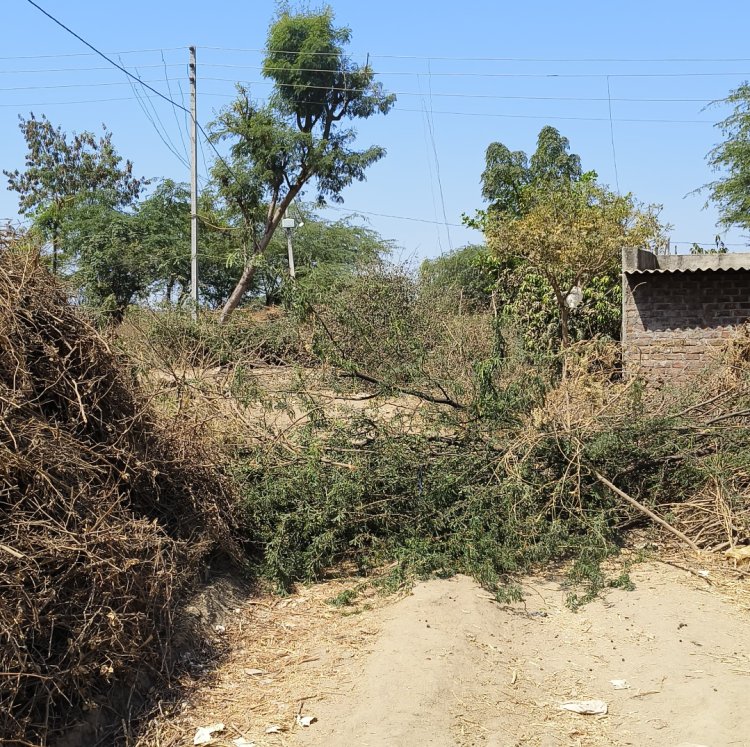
[219, 262, 259, 323]
[51, 226, 59, 276]
[559, 302, 570, 348]
[547, 275, 570, 350]
[218, 183, 306, 324]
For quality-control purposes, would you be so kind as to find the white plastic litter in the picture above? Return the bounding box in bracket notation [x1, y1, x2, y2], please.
[610, 679, 630, 690]
[265, 725, 284, 734]
[296, 714, 317, 727]
[560, 700, 608, 715]
[193, 723, 225, 745]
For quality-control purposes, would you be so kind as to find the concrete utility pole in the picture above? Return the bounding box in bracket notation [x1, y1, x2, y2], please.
[189, 45, 199, 319]
[282, 215, 296, 279]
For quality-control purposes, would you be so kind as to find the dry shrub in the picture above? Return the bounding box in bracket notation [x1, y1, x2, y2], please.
[0, 245, 239, 744]
[515, 338, 750, 553]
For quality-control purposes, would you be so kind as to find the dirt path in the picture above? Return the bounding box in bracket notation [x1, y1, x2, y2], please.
[142, 561, 750, 747]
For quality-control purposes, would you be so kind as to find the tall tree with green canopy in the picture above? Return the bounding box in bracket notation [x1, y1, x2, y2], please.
[60, 203, 151, 321]
[473, 126, 583, 222]
[4, 114, 145, 274]
[703, 83, 750, 233]
[486, 174, 666, 347]
[467, 126, 666, 350]
[136, 179, 192, 302]
[209, 6, 395, 322]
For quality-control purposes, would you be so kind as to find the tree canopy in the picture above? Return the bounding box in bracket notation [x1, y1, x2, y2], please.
[703, 82, 750, 232]
[4, 114, 144, 273]
[477, 126, 582, 220]
[485, 173, 666, 346]
[210, 6, 395, 322]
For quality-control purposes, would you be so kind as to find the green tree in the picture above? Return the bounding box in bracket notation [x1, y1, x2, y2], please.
[419, 244, 497, 311]
[61, 203, 151, 321]
[137, 179, 192, 302]
[473, 126, 583, 222]
[257, 209, 392, 305]
[690, 235, 729, 255]
[4, 114, 144, 274]
[209, 7, 395, 322]
[486, 174, 666, 347]
[703, 83, 750, 232]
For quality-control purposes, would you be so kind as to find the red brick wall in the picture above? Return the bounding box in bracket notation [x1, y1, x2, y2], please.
[622, 269, 750, 381]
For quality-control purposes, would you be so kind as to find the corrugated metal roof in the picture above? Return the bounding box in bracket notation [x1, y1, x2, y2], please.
[627, 266, 750, 274]
[623, 248, 750, 274]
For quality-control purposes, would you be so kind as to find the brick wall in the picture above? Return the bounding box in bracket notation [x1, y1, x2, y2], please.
[622, 269, 750, 382]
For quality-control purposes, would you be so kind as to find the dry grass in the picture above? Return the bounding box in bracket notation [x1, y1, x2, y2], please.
[0, 244, 240, 744]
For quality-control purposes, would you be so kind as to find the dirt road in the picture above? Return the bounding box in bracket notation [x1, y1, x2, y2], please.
[144, 561, 750, 747]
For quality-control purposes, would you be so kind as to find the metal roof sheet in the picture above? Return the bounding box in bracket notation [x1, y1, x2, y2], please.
[623, 248, 750, 274]
[626, 266, 750, 274]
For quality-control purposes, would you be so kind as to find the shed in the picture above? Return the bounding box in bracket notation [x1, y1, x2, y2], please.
[622, 247, 750, 382]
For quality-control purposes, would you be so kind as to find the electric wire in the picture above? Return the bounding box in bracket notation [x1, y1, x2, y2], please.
[162, 51, 190, 163]
[0, 47, 185, 60]
[198, 46, 750, 64]
[325, 204, 464, 227]
[0, 78, 183, 92]
[607, 76, 621, 193]
[122, 59, 189, 169]
[417, 74, 444, 253]
[0, 63, 183, 74]
[0, 76, 725, 107]
[23, 0, 242, 184]
[0, 89, 718, 124]
[424, 64, 453, 251]
[197, 61, 750, 79]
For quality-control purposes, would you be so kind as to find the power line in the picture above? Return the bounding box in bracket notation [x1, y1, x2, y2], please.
[417, 75, 444, 253]
[196, 78, 717, 123]
[606, 76, 621, 193]
[0, 78, 182, 92]
[161, 50, 190, 163]
[7, 45, 750, 66]
[0, 47, 185, 60]
[11, 61, 745, 80]
[326, 204, 465, 228]
[198, 46, 750, 64]
[123, 60, 188, 169]
[199, 61, 750, 79]
[389, 107, 712, 124]
[0, 94, 166, 107]
[0, 63, 182, 74]
[0, 90, 717, 124]
[0, 76, 725, 109]
[23, 0, 240, 182]
[424, 63, 453, 251]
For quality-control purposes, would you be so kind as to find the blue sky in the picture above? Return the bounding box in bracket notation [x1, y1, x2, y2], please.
[1, 0, 749, 259]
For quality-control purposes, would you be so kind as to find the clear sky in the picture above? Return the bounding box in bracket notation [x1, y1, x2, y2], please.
[2, 0, 750, 259]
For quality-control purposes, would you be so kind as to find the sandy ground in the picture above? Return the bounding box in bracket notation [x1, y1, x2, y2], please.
[142, 559, 750, 747]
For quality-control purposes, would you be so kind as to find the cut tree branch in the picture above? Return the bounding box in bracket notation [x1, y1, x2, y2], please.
[594, 471, 700, 553]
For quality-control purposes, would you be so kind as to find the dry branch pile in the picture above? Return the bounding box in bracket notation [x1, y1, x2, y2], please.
[0, 246, 239, 744]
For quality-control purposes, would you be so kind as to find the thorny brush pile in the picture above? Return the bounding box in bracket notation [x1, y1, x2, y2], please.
[125, 268, 750, 608]
[0, 244, 239, 745]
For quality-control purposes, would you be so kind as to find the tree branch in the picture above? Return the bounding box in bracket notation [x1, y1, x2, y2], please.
[594, 471, 700, 552]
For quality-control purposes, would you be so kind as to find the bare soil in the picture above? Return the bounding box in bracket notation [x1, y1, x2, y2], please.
[141, 558, 750, 747]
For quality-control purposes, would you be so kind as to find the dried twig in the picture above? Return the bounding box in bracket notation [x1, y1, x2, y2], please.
[594, 472, 700, 553]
